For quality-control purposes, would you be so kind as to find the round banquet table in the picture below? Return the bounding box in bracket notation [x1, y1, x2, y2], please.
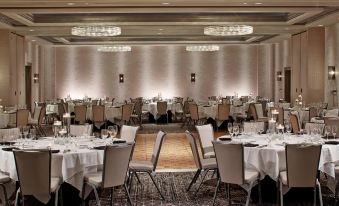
[0, 137, 113, 196]
[142, 102, 182, 117]
[218, 134, 339, 181]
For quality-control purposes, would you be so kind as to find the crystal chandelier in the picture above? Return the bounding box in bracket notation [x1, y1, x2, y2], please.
[71, 26, 121, 37]
[204, 25, 253, 36]
[186, 45, 219, 52]
[97, 46, 132, 52]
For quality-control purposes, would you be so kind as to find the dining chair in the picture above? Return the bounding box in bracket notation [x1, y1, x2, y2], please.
[57, 103, 65, 121]
[156, 101, 168, 124]
[181, 100, 192, 127]
[185, 131, 217, 193]
[290, 114, 300, 134]
[309, 107, 318, 121]
[115, 103, 134, 125]
[82, 144, 134, 206]
[29, 106, 46, 136]
[212, 141, 261, 206]
[28, 105, 41, 125]
[74, 105, 87, 124]
[120, 125, 139, 143]
[129, 131, 166, 200]
[92, 105, 106, 129]
[324, 117, 339, 138]
[279, 144, 322, 206]
[13, 149, 63, 206]
[215, 104, 230, 130]
[16, 109, 29, 128]
[91, 100, 98, 106]
[189, 103, 205, 125]
[0, 172, 11, 206]
[130, 100, 147, 126]
[248, 103, 268, 122]
[196, 124, 215, 159]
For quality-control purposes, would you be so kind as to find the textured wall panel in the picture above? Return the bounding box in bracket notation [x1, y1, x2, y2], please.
[55, 45, 271, 101]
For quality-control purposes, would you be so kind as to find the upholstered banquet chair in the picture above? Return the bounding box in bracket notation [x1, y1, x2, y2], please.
[189, 103, 206, 125]
[115, 103, 134, 125]
[290, 114, 300, 134]
[156, 101, 168, 124]
[212, 141, 261, 206]
[13, 149, 63, 206]
[120, 125, 139, 143]
[74, 105, 87, 124]
[16, 109, 29, 128]
[185, 131, 217, 193]
[278, 144, 322, 206]
[29, 106, 46, 136]
[129, 131, 166, 200]
[130, 100, 148, 126]
[248, 103, 268, 122]
[82, 144, 134, 206]
[92, 105, 106, 129]
[196, 124, 215, 159]
[215, 104, 230, 130]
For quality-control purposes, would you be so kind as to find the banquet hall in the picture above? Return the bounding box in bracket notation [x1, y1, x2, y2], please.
[1, 0, 339, 205]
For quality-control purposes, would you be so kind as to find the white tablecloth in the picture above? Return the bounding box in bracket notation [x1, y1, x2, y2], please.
[0, 112, 16, 128]
[46, 104, 58, 115]
[68, 104, 122, 122]
[198, 104, 248, 119]
[142, 102, 181, 117]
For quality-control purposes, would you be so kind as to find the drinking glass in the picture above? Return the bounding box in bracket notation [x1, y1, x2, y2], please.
[29, 128, 36, 140]
[227, 122, 233, 136]
[325, 125, 331, 140]
[22, 126, 30, 139]
[101, 129, 109, 139]
[108, 125, 118, 139]
[233, 125, 239, 136]
[332, 125, 338, 139]
[285, 122, 292, 134]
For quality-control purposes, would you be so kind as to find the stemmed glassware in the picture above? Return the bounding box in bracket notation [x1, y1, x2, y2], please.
[325, 125, 331, 140]
[332, 125, 337, 139]
[284, 121, 292, 135]
[227, 122, 233, 137]
[233, 124, 239, 136]
[101, 129, 109, 139]
[108, 125, 118, 139]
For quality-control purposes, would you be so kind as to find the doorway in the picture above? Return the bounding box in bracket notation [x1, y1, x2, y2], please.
[284, 68, 291, 102]
[25, 65, 32, 111]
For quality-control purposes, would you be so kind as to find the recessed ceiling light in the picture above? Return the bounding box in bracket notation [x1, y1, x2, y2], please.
[255, 2, 263, 5]
[243, 2, 248, 5]
[29, 29, 34, 31]
[318, 24, 323, 27]
[157, 33, 162, 35]
[162, 2, 170, 5]
[159, 28, 164, 31]
[67, 2, 75, 6]
[31, 40, 36, 42]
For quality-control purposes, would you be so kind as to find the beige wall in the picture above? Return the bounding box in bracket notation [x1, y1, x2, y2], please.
[55, 45, 274, 101]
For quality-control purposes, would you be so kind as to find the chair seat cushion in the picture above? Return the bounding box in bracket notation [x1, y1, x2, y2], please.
[0, 173, 10, 183]
[129, 160, 153, 171]
[201, 158, 217, 169]
[203, 147, 215, 159]
[51, 177, 62, 192]
[28, 119, 38, 125]
[244, 169, 259, 183]
[84, 171, 103, 188]
[279, 171, 287, 185]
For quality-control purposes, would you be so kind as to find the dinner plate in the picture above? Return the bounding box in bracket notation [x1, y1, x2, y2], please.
[219, 137, 232, 141]
[2, 147, 19, 151]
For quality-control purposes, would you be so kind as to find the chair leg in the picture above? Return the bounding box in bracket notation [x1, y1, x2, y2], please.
[81, 182, 86, 206]
[59, 186, 63, 206]
[135, 172, 142, 185]
[88, 183, 101, 206]
[110, 188, 113, 206]
[317, 179, 323, 206]
[147, 172, 165, 200]
[227, 183, 231, 205]
[279, 181, 283, 206]
[124, 184, 133, 206]
[313, 187, 316, 206]
[129, 172, 135, 193]
[245, 181, 254, 206]
[187, 169, 201, 191]
[54, 186, 59, 206]
[14, 189, 19, 206]
[0, 184, 9, 206]
[212, 178, 221, 206]
[258, 180, 262, 205]
[194, 169, 209, 197]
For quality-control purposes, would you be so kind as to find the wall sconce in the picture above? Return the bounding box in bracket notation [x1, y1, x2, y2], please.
[328, 66, 335, 80]
[191, 73, 196, 83]
[119, 74, 124, 83]
[277, 71, 283, 81]
[33, 73, 39, 83]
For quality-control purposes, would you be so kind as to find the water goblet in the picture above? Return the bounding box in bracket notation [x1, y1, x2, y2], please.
[101, 129, 109, 139]
[227, 122, 233, 137]
[332, 125, 337, 139]
[233, 125, 239, 136]
[325, 125, 331, 140]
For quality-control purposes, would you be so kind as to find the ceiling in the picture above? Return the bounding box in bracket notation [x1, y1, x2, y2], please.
[0, 0, 339, 45]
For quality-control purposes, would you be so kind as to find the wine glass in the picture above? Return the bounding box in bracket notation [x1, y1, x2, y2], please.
[22, 126, 30, 139]
[227, 122, 233, 136]
[29, 128, 36, 140]
[285, 122, 292, 134]
[108, 125, 118, 139]
[325, 125, 331, 140]
[332, 125, 337, 139]
[101, 129, 109, 139]
[233, 125, 239, 136]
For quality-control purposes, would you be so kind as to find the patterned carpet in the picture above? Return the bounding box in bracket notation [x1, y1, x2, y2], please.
[86, 171, 337, 206]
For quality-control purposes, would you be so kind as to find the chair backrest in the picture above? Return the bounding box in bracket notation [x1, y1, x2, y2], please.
[185, 131, 202, 169]
[150, 131, 166, 170]
[157, 101, 167, 115]
[309, 107, 317, 120]
[74, 105, 87, 123]
[92, 100, 98, 105]
[92, 105, 105, 122]
[183, 100, 190, 114]
[38, 106, 46, 126]
[189, 103, 199, 121]
[277, 107, 284, 125]
[248, 103, 258, 120]
[14, 150, 51, 196]
[255, 103, 264, 118]
[217, 104, 230, 121]
[290, 114, 300, 134]
[122, 104, 134, 121]
[120, 125, 139, 143]
[32, 106, 42, 121]
[213, 142, 244, 185]
[285, 144, 321, 187]
[102, 144, 134, 188]
[16, 109, 29, 127]
[63, 102, 68, 113]
[196, 124, 214, 155]
[58, 103, 65, 119]
[133, 101, 143, 115]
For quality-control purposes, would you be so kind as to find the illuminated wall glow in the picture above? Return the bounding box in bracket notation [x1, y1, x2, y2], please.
[55, 45, 273, 100]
